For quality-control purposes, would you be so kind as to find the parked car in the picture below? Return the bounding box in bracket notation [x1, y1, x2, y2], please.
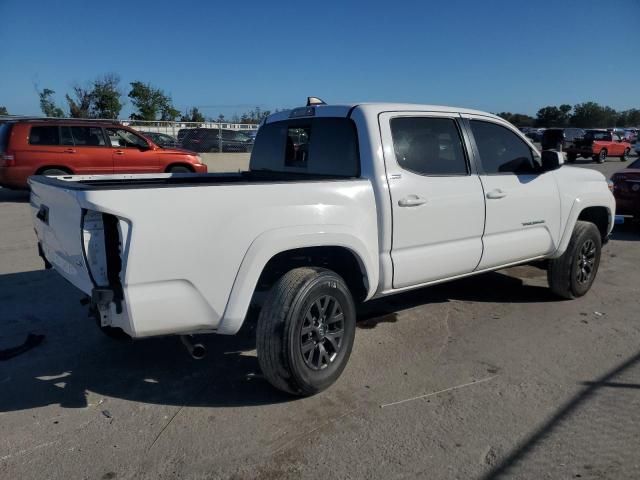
[540, 128, 585, 151]
[610, 157, 640, 221]
[565, 129, 632, 163]
[139, 131, 180, 148]
[623, 128, 637, 144]
[0, 118, 207, 189]
[29, 101, 615, 395]
[241, 129, 259, 141]
[180, 128, 254, 153]
[525, 128, 545, 142]
[177, 128, 192, 143]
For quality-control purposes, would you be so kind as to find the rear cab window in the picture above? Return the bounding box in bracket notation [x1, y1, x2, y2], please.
[250, 117, 359, 177]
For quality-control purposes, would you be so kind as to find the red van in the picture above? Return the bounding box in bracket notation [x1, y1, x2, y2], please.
[0, 118, 207, 189]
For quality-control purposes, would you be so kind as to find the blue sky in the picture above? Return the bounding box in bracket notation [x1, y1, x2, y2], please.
[1, 0, 638, 119]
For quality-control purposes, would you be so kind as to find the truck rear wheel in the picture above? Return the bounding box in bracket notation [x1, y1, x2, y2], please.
[547, 221, 601, 299]
[566, 153, 577, 163]
[256, 267, 356, 396]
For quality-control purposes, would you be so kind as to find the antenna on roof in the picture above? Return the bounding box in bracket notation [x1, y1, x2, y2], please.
[306, 97, 326, 106]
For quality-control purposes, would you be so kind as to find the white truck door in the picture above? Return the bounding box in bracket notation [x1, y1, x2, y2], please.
[464, 116, 561, 270]
[379, 113, 485, 289]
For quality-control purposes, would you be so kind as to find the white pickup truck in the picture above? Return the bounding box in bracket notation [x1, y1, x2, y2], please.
[30, 100, 615, 395]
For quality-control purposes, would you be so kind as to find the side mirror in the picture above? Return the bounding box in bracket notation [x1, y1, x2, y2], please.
[541, 150, 563, 171]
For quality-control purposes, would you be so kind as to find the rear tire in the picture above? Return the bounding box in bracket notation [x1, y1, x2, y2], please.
[256, 267, 356, 396]
[566, 153, 577, 163]
[547, 221, 602, 299]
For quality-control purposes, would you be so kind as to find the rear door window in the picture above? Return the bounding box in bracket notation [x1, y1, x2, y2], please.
[29, 126, 60, 145]
[70, 126, 107, 146]
[390, 117, 468, 175]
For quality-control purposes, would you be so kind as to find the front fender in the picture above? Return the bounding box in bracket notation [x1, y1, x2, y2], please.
[216, 225, 378, 335]
[551, 194, 614, 259]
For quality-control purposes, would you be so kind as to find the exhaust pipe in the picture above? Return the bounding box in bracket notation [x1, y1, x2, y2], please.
[180, 335, 206, 360]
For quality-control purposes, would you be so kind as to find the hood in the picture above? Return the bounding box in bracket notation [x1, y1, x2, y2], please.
[556, 165, 606, 182]
[156, 147, 198, 156]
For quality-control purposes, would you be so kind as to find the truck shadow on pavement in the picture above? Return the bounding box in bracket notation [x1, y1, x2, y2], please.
[0, 265, 563, 411]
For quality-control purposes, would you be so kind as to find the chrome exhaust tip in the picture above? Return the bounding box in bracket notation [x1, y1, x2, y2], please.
[180, 335, 206, 360]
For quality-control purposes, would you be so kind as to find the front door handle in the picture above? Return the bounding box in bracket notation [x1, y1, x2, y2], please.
[398, 194, 427, 207]
[486, 189, 507, 199]
[64, 148, 76, 153]
[114, 150, 125, 155]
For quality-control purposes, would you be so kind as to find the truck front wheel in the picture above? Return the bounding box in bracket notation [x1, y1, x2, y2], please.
[256, 267, 356, 396]
[547, 221, 602, 299]
[593, 149, 607, 163]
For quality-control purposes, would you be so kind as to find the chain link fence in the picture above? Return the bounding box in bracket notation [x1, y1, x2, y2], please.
[123, 120, 259, 153]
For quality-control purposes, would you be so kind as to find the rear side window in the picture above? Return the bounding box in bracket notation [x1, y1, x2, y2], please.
[470, 120, 537, 174]
[0, 123, 12, 153]
[390, 117, 468, 175]
[29, 126, 60, 145]
[250, 118, 359, 177]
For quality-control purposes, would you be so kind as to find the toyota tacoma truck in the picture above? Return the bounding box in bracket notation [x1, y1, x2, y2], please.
[29, 100, 615, 396]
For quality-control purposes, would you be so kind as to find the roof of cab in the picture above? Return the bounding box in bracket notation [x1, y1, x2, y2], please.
[265, 103, 502, 124]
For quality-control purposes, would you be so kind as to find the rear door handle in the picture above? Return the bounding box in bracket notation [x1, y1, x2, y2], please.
[64, 148, 76, 153]
[398, 195, 427, 207]
[486, 189, 507, 199]
[114, 150, 125, 155]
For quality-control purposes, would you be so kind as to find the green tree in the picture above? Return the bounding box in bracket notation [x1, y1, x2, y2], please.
[66, 85, 94, 118]
[92, 74, 122, 119]
[0, 106, 8, 115]
[496, 112, 535, 126]
[535, 104, 572, 127]
[180, 107, 205, 123]
[617, 109, 640, 127]
[39, 88, 64, 117]
[240, 106, 271, 124]
[569, 102, 615, 128]
[128, 81, 179, 121]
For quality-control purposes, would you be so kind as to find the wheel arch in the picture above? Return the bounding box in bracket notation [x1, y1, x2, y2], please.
[164, 162, 195, 173]
[552, 200, 613, 258]
[217, 227, 378, 335]
[35, 165, 74, 175]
